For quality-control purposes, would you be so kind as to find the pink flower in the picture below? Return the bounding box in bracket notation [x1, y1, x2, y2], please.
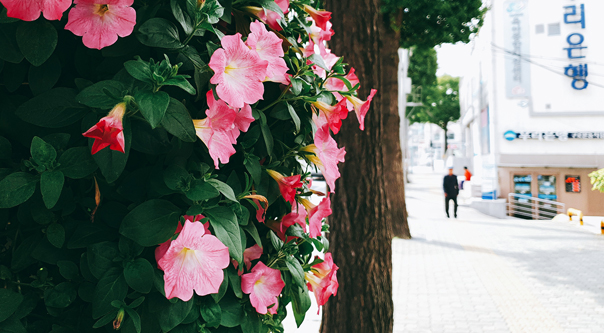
[83, 102, 126, 154]
[193, 91, 254, 168]
[311, 99, 348, 135]
[155, 215, 210, 266]
[0, 0, 71, 21]
[157, 220, 230, 301]
[325, 67, 359, 92]
[282, 202, 307, 233]
[301, 196, 332, 238]
[305, 253, 339, 311]
[233, 244, 263, 273]
[266, 170, 302, 205]
[303, 5, 331, 31]
[209, 33, 269, 108]
[300, 127, 346, 192]
[308, 18, 334, 45]
[241, 262, 285, 315]
[346, 89, 377, 131]
[246, 21, 289, 85]
[65, 0, 136, 50]
[247, 0, 289, 31]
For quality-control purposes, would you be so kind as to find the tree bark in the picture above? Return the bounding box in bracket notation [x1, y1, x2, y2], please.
[320, 0, 408, 332]
[443, 123, 449, 157]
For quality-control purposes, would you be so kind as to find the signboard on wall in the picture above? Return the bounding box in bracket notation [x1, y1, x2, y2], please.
[565, 175, 581, 192]
[504, 0, 531, 98]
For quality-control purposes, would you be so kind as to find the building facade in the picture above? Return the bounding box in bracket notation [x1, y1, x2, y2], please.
[459, 0, 604, 215]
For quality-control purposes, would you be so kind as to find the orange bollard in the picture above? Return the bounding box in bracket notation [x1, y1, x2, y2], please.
[568, 208, 583, 225]
[601, 221, 604, 235]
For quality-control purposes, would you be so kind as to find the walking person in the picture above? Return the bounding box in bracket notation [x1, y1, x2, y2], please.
[443, 167, 459, 218]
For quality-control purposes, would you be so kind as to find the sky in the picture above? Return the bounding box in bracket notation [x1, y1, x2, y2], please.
[435, 42, 474, 78]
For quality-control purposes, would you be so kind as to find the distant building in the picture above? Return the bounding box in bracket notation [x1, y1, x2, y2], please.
[459, 0, 604, 215]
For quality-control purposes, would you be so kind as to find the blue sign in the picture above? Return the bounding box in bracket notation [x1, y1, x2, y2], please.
[504, 130, 517, 141]
[563, 4, 588, 90]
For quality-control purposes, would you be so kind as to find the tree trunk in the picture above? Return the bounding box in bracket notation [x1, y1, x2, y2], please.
[320, 0, 408, 332]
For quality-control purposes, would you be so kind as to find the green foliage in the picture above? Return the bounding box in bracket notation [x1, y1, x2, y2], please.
[408, 75, 460, 128]
[407, 46, 437, 89]
[382, 0, 487, 48]
[0, 0, 346, 332]
[589, 169, 604, 193]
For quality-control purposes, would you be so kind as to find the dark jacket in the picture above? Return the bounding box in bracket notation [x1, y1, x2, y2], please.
[443, 174, 459, 196]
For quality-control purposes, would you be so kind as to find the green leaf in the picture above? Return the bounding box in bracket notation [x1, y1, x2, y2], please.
[287, 103, 301, 133]
[163, 165, 190, 191]
[136, 90, 170, 128]
[241, 310, 261, 333]
[0, 289, 23, 322]
[44, 282, 77, 308]
[199, 299, 221, 328]
[291, 285, 311, 327]
[205, 206, 243, 263]
[57, 260, 80, 280]
[0, 317, 26, 333]
[91, 117, 131, 183]
[244, 155, 262, 185]
[308, 54, 328, 71]
[186, 179, 220, 201]
[93, 267, 128, 319]
[46, 222, 65, 248]
[124, 59, 153, 83]
[0, 172, 38, 209]
[0, 24, 23, 63]
[285, 256, 305, 287]
[156, 298, 193, 332]
[76, 80, 125, 109]
[124, 308, 142, 333]
[226, 266, 242, 298]
[162, 76, 196, 95]
[260, 115, 273, 155]
[242, 220, 262, 248]
[57, 147, 98, 179]
[201, 0, 225, 24]
[254, 0, 283, 16]
[124, 258, 154, 293]
[211, 270, 228, 303]
[269, 230, 283, 251]
[161, 98, 197, 142]
[16, 20, 57, 66]
[28, 55, 61, 95]
[170, 0, 194, 35]
[180, 46, 206, 69]
[0, 136, 11, 160]
[137, 18, 183, 49]
[41, 171, 64, 209]
[16, 88, 87, 128]
[119, 199, 181, 247]
[93, 309, 118, 329]
[219, 294, 244, 328]
[2, 61, 27, 93]
[87, 241, 120, 279]
[206, 179, 237, 202]
[31, 136, 57, 167]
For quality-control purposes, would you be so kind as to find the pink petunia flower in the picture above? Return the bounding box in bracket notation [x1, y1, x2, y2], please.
[311, 99, 348, 135]
[282, 202, 307, 233]
[300, 196, 332, 238]
[157, 220, 230, 301]
[0, 0, 71, 21]
[83, 102, 126, 154]
[155, 215, 210, 266]
[305, 253, 339, 312]
[266, 170, 302, 205]
[209, 33, 269, 108]
[246, 21, 290, 85]
[241, 261, 285, 315]
[193, 91, 254, 168]
[300, 127, 346, 192]
[233, 244, 263, 274]
[65, 0, 136, 50]
[346, 89, 377, 131]
[325, 67, 359, 92]
[245, 0, 289, 31]
[303, 5, 331, 31]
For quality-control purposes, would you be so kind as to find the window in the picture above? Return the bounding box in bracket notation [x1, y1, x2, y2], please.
[447, 133, 455, 140]
[548, 23, 561, 36]
[535, 24, 544, 34]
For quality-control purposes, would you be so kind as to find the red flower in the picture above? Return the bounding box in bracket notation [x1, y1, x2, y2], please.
[83, 102, 126, 154]
[305, 253, 339, 312]
[303, 5, 331, 31]
[266, 170, 303, 204]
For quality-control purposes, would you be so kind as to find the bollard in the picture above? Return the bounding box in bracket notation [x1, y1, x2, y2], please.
[601, 222, 604, 235]
[568, 208, 583, 225]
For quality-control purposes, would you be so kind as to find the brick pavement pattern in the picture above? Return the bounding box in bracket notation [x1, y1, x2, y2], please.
[393, 170, 604, 333]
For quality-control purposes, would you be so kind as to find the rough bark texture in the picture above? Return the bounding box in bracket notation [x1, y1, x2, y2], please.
[320, 0, 409, 332]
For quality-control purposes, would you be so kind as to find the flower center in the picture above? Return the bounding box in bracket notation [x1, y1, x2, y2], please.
[224, 64, 236, 75]
[95, 4, 109, 16]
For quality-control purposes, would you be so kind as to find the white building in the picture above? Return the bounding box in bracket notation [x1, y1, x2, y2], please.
[459, 0, 604, 215]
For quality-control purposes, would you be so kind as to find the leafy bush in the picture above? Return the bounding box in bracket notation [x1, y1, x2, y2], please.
[0, 0, 375, 332]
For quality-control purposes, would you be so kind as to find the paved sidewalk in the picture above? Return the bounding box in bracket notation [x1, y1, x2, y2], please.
[393, 170, 604, 333]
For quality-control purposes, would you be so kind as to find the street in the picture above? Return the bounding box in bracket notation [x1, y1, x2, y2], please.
[393, 169, 604, 333]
